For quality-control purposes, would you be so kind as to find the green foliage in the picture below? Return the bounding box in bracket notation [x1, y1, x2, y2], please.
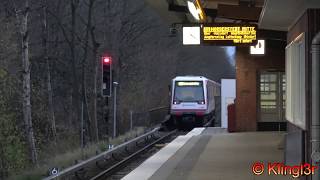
[9, 127, 145, 179]
[9, 174, 43, 180]
[0, 114, 28, 174]
[0, 70, 29, 177]
[0, 16, 29, 178]
[0, 69, 7, 79]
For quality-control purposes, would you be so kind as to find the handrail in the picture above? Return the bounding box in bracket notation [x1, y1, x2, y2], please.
[43, 127, 160, 180]
[148, 106, 168, 112]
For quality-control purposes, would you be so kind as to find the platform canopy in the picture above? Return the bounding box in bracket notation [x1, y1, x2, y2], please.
[145, 0, 320, 31]
[144, 0, 264, 25]
[258, 0, 320, 31]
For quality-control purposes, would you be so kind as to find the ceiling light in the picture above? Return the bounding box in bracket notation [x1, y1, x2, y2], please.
[187, 0, 206, 22]
[187, 1, 200, 21]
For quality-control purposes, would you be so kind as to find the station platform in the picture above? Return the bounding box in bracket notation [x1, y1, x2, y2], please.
[122, 127, 291, 180]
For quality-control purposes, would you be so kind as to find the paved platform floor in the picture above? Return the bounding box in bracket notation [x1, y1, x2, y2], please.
[122, 128, 291, 180]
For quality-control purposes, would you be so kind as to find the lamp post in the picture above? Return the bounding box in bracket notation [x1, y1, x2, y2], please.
[113, 81, 118, 138]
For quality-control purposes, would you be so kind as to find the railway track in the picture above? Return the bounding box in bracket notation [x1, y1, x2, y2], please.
[105, 131, 187, 180]
[43, 127, 181, 180]
[92, 130, 178, 180]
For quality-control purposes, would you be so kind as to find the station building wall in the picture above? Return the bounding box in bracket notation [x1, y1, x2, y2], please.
[285, 9, 320, 170]
[235, 38, 286, 131]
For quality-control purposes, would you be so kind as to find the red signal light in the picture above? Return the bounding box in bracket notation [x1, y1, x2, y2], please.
[103, 57, 111, 64]
[102, 56, 112, 97]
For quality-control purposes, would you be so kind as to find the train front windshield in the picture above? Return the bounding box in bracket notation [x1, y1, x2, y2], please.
[174, 81, 204, 103]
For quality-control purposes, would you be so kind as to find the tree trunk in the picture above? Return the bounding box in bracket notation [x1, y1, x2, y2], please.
[42, 0, 57, 143]
[68, 90, 73, 127]
[90, 2, 99, 141]
[91, 31, 99, 142]
[46, 54, 57, 142]
[20, 0, 38, 165]
[71, 0, 80, 130]
[83, 84, 92, 142]
[80, 0, 97, 142]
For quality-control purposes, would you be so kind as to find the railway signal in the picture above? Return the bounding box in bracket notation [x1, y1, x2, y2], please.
[102, 56, 112, 97]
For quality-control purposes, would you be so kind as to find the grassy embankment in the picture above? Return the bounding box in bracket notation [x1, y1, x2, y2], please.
[10, 127, 146, 180]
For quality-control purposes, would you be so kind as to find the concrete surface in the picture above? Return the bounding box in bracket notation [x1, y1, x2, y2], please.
[121, 128, 206, 180]
[122, 128, 292, 180]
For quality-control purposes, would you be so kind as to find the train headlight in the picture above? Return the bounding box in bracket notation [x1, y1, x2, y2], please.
[173, 100, 180, 104]
[198, 101, 205, 104]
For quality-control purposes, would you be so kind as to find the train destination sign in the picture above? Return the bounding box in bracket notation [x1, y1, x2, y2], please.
[177, 82, 201, 86]
[201, 24, 258, 46]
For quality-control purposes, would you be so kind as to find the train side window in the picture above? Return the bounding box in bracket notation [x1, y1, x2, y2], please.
[207, 83, 214, 102]
[207, 84, 210, 101]
[211, 85, 214, 99]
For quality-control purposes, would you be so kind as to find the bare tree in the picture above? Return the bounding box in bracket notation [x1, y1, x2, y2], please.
[47, 0, 81, 132]
[42, 0, 57, 144]
[70, 0, 81, 132]
[13, 0, 38, 164]
[90, 2, 100, 142]
[80, 0, 95, 145]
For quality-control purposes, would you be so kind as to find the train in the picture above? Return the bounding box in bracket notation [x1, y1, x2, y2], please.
[169, 76, 220, 129]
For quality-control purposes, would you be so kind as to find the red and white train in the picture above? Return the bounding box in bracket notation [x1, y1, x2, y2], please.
[170, 76, 220, 129]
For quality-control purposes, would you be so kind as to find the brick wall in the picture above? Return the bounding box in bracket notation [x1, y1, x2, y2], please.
[235, 40, 286, 131]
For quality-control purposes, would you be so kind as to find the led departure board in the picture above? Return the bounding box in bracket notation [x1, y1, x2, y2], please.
[201, 24, 258, 46]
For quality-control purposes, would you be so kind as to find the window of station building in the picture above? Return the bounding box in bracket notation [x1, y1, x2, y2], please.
[285, 33, 306, 130]
[259, 72, 285, 122]
[282, 75, 286, 109]
[260, 75, 277, 92]
[260, 74, 277, 109]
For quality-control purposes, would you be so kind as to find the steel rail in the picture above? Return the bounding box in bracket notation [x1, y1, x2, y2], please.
[148, 106, 168, 112]
[90, 130, 177, 180]
[43, 127, 160, 180]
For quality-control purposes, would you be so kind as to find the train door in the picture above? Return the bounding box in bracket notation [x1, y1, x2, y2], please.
[258, 71, 286, 131]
